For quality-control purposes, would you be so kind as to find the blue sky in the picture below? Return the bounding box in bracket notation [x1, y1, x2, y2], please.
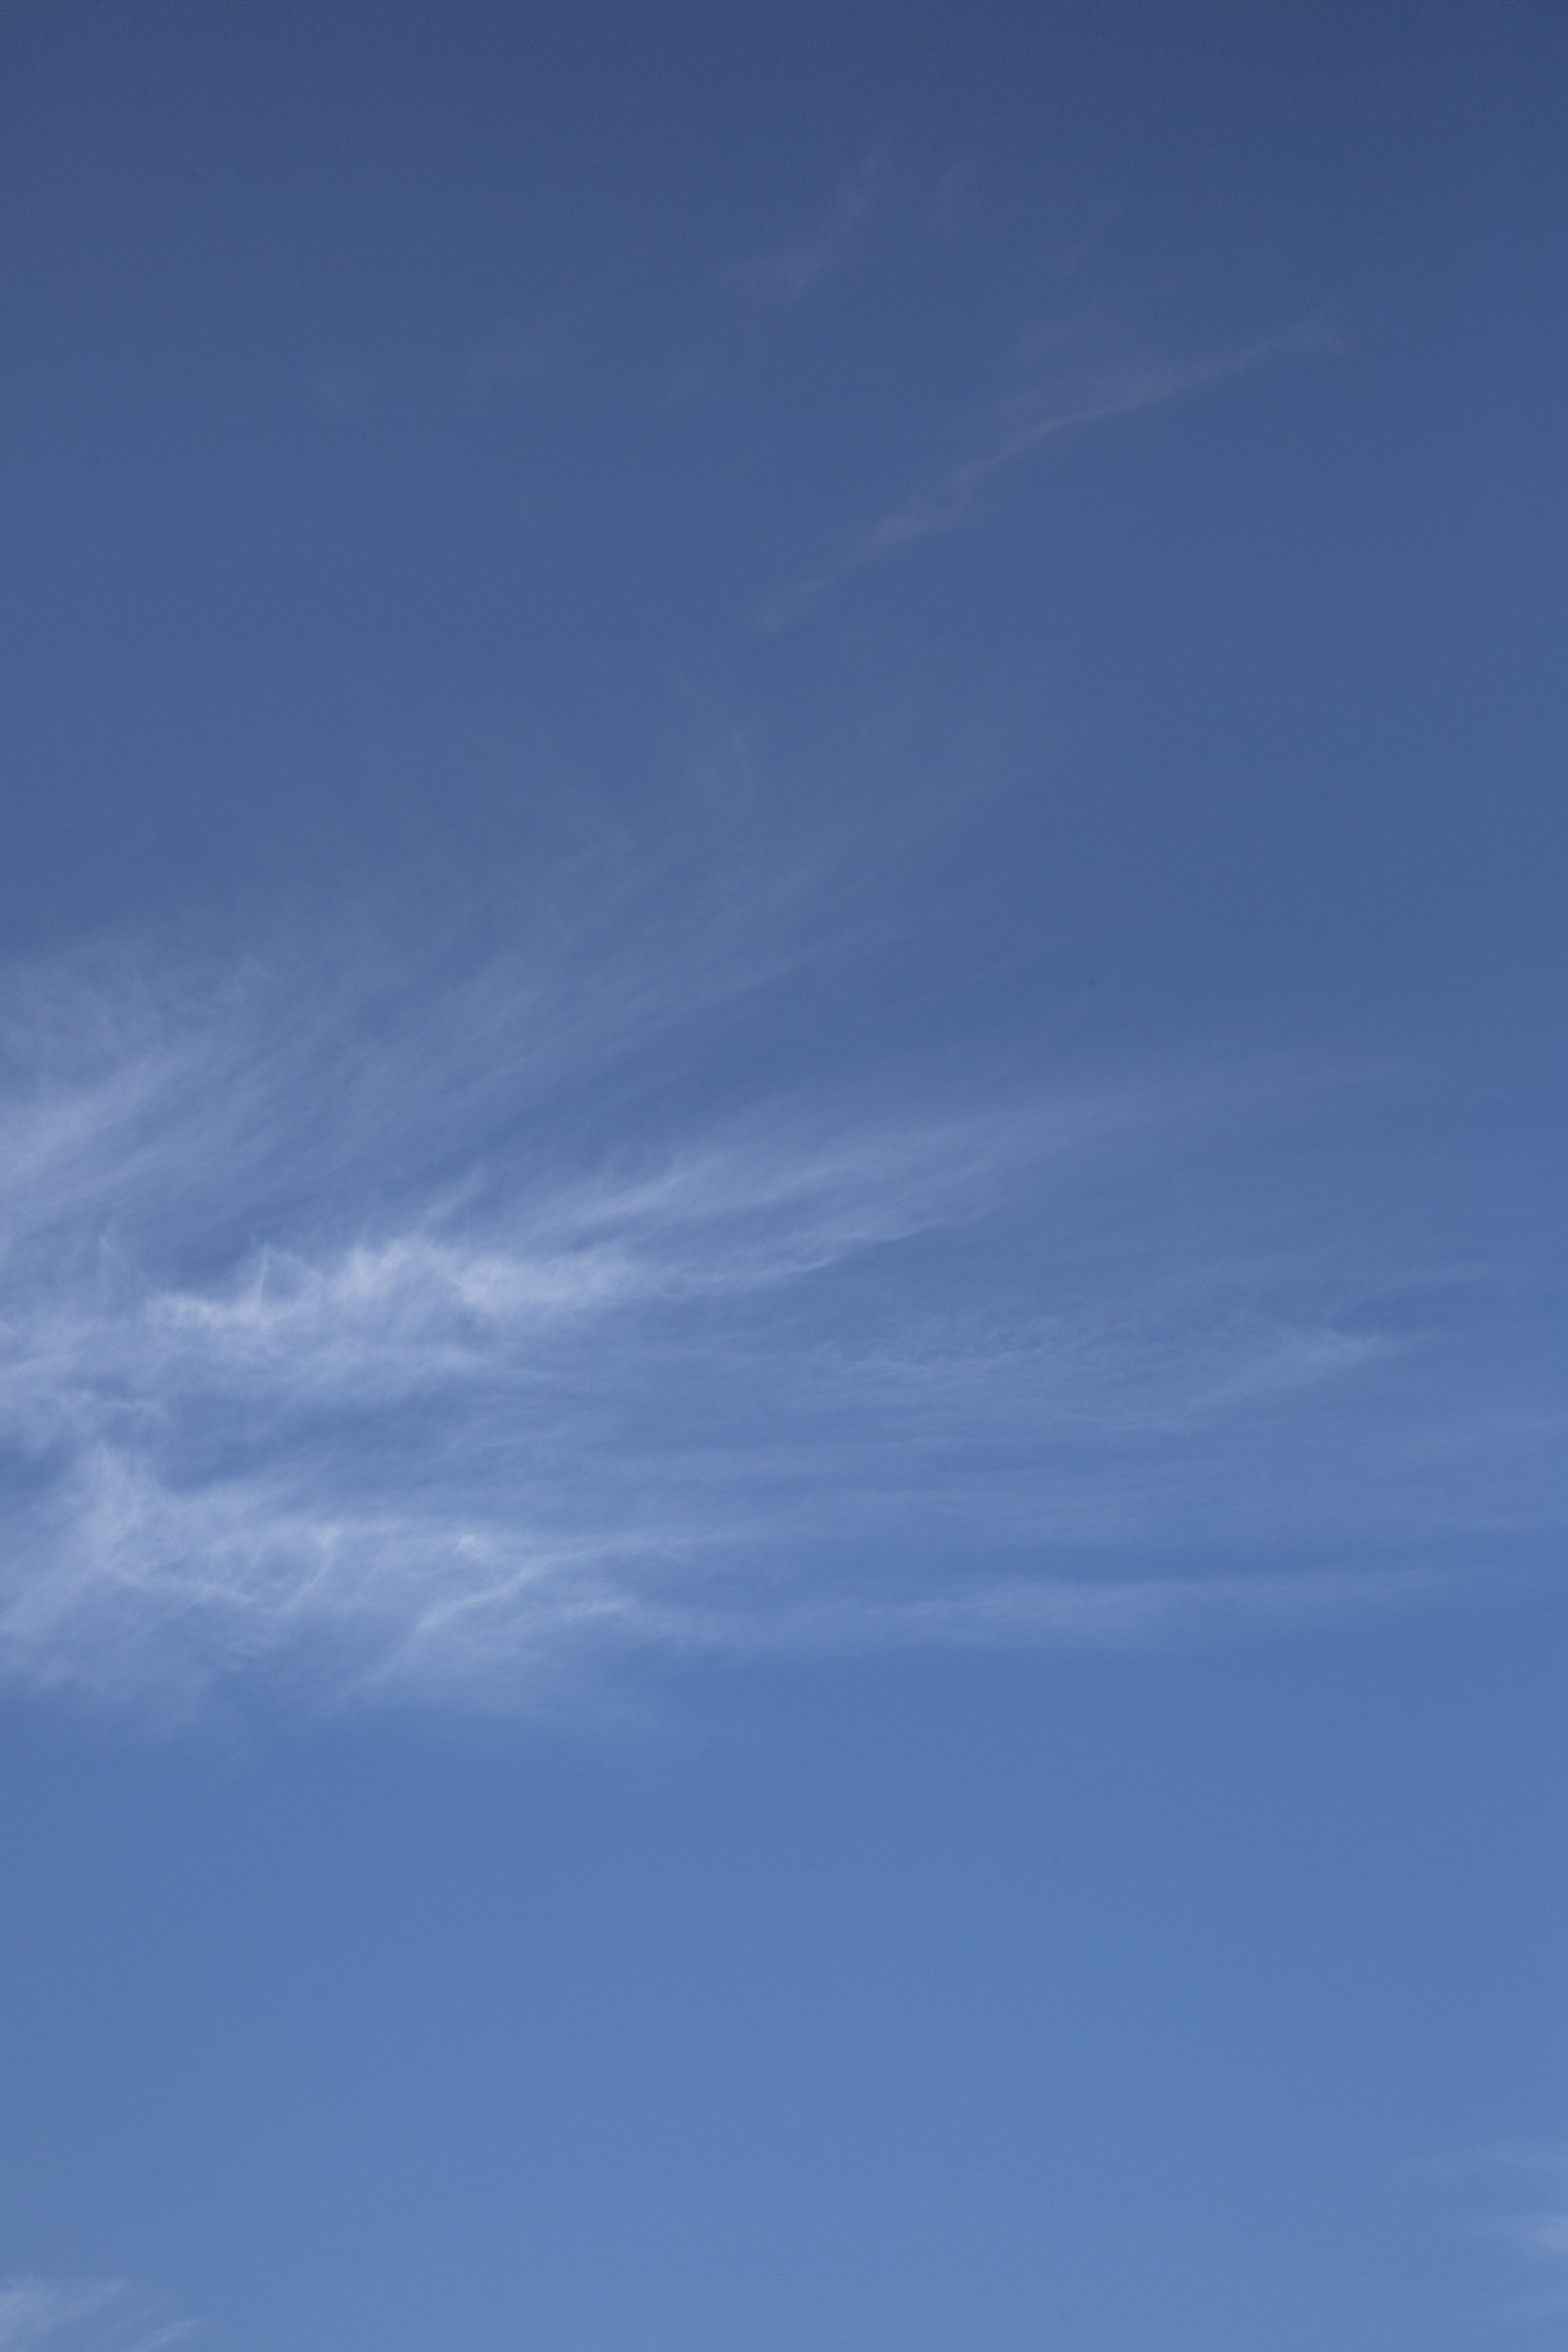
[0, 4, 1563, 2346]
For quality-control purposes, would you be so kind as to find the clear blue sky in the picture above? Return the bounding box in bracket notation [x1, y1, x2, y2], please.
[0, 6, 1564, 2347]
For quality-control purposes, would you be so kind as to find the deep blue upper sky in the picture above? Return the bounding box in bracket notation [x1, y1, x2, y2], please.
[0, 6, 1563, 2349]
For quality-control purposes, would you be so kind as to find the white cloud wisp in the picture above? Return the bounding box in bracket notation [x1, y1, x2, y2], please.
[1417, 2142, 1568, 2325]
[764, 316, 1335, 627]
[0, 873, 1554, 1720]
[728, 153, 886, 304]
[0, 2281, 188, 2352]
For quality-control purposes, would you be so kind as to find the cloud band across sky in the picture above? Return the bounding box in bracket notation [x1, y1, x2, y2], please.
[0, 845, 1556, 1720]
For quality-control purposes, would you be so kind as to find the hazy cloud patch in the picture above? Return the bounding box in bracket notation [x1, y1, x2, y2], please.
[0, 840, 1553, 1722]
[0, 2281, 191, 2352]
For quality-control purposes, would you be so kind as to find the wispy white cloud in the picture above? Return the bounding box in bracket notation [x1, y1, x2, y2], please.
[763, 315, 1336, 627]
[1416, 2142, 1568, 2323]
[0, 843, 1554, 1720]
[727, 153, 885, 303]
[0, 2280, 190, 2352]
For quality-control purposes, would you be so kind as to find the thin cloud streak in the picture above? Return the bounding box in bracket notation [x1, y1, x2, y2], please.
[0, 849, 1554, 1720]
[0, 2282, 190, 2352]
[727, 153, 885, 303]
[764, 317, 1335, 627]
